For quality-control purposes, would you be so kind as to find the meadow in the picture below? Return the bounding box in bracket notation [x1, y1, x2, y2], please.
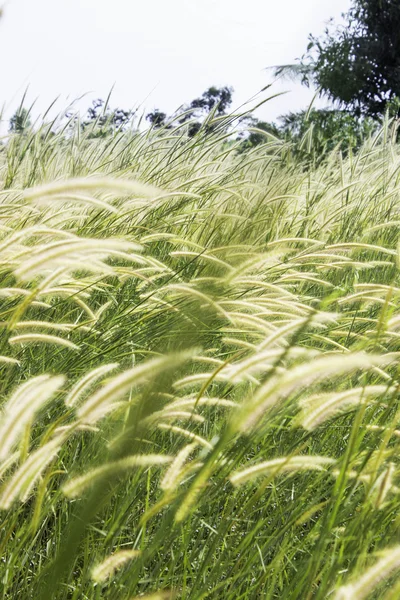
[1, 110, 400, 599]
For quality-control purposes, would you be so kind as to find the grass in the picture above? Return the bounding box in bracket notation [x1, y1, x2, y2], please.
[1, 110, 400, 598]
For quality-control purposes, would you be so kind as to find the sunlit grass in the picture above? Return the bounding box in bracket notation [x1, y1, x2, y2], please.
[0, 111, 400, 598]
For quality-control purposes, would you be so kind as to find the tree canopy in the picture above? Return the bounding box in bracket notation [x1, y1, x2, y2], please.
[9, 108, 32, 133]
[238, 109, 377, 159]
[146, 86, 234, 136]
[275, 0, 400, 118]
[82, 99, 134, 137]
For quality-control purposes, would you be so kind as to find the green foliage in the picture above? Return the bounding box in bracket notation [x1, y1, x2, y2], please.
[146, 86, 234, 136]
[188, 85, 233, 116]
[282, 0, 400, 117]
[1, 110, 400, 599]
[237, 116, 281, 151]
[82, 98, 134, 138]
[146, 108, 169, 129]
[9, 107, 32, 133]
[239, 109, 378, 160]
[279, 108, 378, 154]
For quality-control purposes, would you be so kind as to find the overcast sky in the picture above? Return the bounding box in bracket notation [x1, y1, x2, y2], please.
[0, 0, 351, 127]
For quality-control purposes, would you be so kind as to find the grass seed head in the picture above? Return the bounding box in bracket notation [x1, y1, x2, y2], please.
[91, 549, 141, 583]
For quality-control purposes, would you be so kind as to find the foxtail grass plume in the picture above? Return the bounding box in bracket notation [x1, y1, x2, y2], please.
[0, 433, 68, 508]
[62, 454, 173, 498]
[91, 549, 141, 583]
[64, 362, 119, 408]
[334, 545, 400, 599]
[235, 353, 387, 432]
[76, 350, 196, 424]
[9, 334, 79, 351]
[230, 455, 335, 486]
[0, 375, 65, 461]
[160, 442, 198, 491]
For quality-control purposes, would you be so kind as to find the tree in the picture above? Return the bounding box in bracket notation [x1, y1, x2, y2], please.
[188, 86, 233, 117]
[145, 87, 234, 137]
[82, 99, 134, 137]
[9, 108, 32, 133]
[237, 116, 281, 151]
[146, 109, 168, 129]
[278, 108, 378, 154]
[237, 109, 378, 160]
[180, 86, 234, 136]
[274, 0, 400, 118]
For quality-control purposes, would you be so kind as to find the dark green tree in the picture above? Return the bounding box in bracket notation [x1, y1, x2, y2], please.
[82, 99, 134, 137]
[279, 108, 377, 151]
[238, 109, 378, 160]
[188, 86, 233, 116]
[237, 117, 281, 151]
[146, 87, 234, 137]
[9, 108, 32, 133]
[275, 0, 400, 118]
[181, 86, 234, 136]
[146, 109, 168, 129]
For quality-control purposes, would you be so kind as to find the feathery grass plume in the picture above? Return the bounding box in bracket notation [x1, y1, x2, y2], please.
[142, 410, 205, 424]
[333, 545, 400, 600]
[331, 468, 372, 485]
[62, 454, 173, 498]
[368, 463, 395, 509]
[174, 462, 214, 524]
[255, 314, 338, 351]
[95, 299, 113, 320]
[170, 250, 234, 273]
[167, 396, 237, 410]
[297, 385, 395, 430]
[157, 424, 213, 449]
[230, 455, 335, 486]
[366, 220, 400, 234]
[0, 287, 31, 298]
[38, 290, 97, 321]
[14, 238, 143, 281]
[64, 363, 119, 408]
[338, 291, 395, 306]
[4, 320, 85, 333]
[23, 176, 163, 201]
[366, 425, 400, 438]
[0, 375, 65, 461]
[54, 424, 100, 435]
[0, 452, 19, 480]
[173, 371, 245, 390]
[77, 400, 127, 424]
[0, 356, 19, 365]
[226, 347, 320, 382]
[76, 350, 196, 424]
[177, 370, 266, 389]
[0, 225, 75, 256]
[0, 433, 68, 508]
[160, 443, 198, 491]
[8, 334, 80, 351]
[32, 193, 118, 213]
[91, 549, 141, 583]
[326, 242, 397, 256]
[159, 284, 230, 319]
[235, 353, 388, 432]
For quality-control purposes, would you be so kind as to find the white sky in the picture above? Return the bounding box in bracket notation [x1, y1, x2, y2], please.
[0, 0, 351, 127]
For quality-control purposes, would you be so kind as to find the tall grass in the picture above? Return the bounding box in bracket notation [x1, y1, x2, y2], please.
[1, 111, 400, 598]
